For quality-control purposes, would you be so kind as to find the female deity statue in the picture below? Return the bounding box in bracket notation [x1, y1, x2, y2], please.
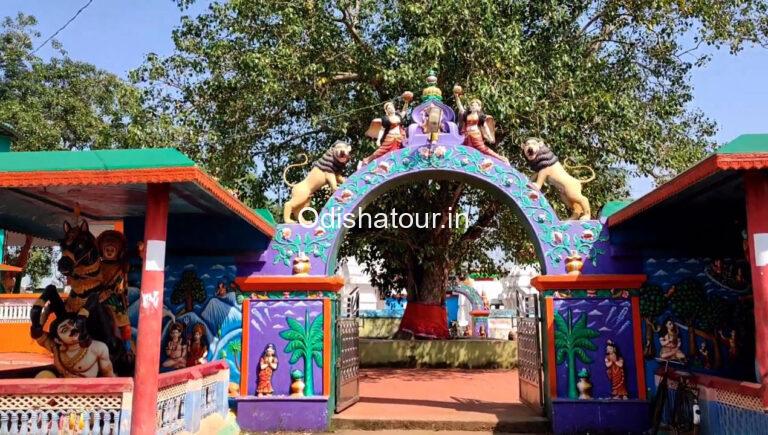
[604, 340, 628, 399]
[453, 86, 509, 164]
[659, 318, 686, 362]
[162, 321, 188, 369]
[186, 323, 209, 367]
[361, 92, 413, 165]
[257, 343, 279, 396]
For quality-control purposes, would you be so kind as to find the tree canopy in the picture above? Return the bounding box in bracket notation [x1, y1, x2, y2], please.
[0, 13, 184, 152]
[134, 0, 768, 301]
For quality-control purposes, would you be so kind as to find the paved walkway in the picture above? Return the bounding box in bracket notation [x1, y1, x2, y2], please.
[333, 368, 548, 432]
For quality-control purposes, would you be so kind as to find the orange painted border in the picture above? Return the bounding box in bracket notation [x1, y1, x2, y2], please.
[631, 296, 647, 400]
[0, 167, 275, 237]
[235, 275, 345, 291]
[608, 152, 768, 227]
[0, 264, 22, 272]
[545, 297, 557, 398]
[239, 298, 251, 396]
[322, 299, 331, 396]
[530, 274, 647, 290]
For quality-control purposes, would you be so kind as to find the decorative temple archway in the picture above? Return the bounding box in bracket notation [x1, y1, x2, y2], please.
[264, 144, 609, 277]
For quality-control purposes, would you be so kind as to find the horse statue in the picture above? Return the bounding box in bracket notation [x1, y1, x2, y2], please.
[30, 220, 134, 376]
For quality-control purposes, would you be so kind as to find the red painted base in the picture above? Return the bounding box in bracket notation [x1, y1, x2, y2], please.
[398, 302, 450, 339]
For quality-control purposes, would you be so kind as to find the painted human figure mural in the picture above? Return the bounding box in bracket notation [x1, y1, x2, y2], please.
[257, 344, 278, 397]
[163, 321, 188, 369]
[658, 318, 687, 362]
[31, 309, 115, 378]
[604, 340, 628, 399]
[187, 322, 209, 367]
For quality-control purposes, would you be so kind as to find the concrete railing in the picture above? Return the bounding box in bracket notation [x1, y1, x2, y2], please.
[0, 377, 133, 434]
[0, 361, 229, 434]
[656, 370, 768, 434]
[156, 361, 230, 435]
[0, 295, 37, 324]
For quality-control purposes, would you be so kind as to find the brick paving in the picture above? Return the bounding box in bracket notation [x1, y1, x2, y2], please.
[332, 368, 548, 432]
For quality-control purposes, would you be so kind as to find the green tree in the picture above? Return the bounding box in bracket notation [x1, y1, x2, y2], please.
[136, 0, 768, 336]
[23, 247, 52, 289]
[639, 284, 667, 358]
[0, 13, 184, 152]
[279, 310, 324, 396]
[554, 308, 599, 399]
[171, 270, 206, 313]
[669, 278, 707, 358]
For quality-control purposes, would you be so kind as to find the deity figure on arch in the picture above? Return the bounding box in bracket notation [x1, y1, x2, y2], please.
[453, 86, 509, 164]
[362, 92, 413, 165]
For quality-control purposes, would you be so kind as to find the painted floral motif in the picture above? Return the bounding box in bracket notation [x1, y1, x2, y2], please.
[271, 144, 608, 273]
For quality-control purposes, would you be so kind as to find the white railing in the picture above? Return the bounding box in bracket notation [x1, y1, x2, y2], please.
[156, 361, 230, 434]
[0, 303, 32, 323]
[0, 378, 132, 435]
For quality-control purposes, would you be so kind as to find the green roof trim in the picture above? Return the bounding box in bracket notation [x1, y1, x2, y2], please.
[600, 199, 634, 219]
[253, 209, 277, 227]
[0, 148, 195, 172]
[717, 134, 768, 155]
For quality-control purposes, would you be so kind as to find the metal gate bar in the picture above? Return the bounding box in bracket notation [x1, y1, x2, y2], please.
[517, 295, 543, 413]
[335, 317, 359, 412]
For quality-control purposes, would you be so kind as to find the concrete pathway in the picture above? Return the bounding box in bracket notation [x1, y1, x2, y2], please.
[332, 368, 548, 433]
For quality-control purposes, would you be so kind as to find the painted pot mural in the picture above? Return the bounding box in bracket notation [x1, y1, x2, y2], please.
[553, 297, 640, 400]
[241, 299, 327, 397]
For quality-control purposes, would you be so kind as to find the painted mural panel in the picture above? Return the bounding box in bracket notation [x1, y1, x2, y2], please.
[127, 256, 245, 391]
[640, 256, 755, 388]
[554, 298, 639, 400]
[243, 299, 325, 397]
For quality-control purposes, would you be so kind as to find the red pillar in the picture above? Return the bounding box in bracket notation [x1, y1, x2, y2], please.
[131, 183, 170, 434]
[744, 171, 768, 407]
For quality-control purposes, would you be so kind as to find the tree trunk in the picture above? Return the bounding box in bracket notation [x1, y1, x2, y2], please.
[395, 181, 460, 340]
[567, 352, 577, 399]
[687, 321, 695, 359]
[185, 293, 193, 313]
[643, 318, 656, 359]
[304, 355, 314, 396]
[397, 256, 451, 339]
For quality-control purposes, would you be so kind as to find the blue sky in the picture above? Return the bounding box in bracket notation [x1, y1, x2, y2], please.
[5, 1, 767, 197]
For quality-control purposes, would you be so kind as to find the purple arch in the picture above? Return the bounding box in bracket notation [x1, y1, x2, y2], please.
[263, 143, 609, 277]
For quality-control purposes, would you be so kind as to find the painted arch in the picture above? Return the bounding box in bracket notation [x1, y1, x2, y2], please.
[263, 144, 609, 277]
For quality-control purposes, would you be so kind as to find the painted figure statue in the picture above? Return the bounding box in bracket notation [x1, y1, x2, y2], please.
[604, 340, 628, 399]
[282, 141, 352, 224]
[520, 137, 595, 220]
[30, 220, 133, 376]
[659, 318, 687, 362]
[257, 343, 279, 396]
[362, 93, 413, 165]
[30, 288, 115, 378]
[163, 321, 188, 369]
[421, 73, 446, 143]
[453, 86, 509, 164]
[187, 322, 209, 367]
[576, 368, 593, 399]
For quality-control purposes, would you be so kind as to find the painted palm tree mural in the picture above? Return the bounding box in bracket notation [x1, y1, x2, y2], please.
[554, 308, 600, 399]
[279, 309, 324, 396]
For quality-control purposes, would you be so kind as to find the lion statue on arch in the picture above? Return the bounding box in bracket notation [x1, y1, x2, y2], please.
[282, 140, 352, 224]
[520, 137, 595, 220]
